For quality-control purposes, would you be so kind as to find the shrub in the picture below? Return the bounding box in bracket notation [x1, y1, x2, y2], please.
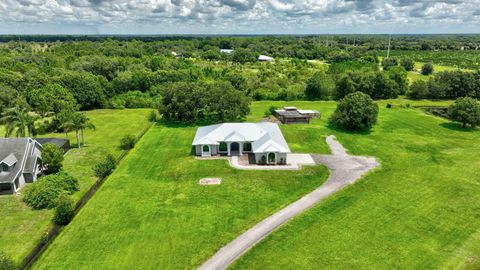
[119, 135, 136, 150]
[42, 143, 64, 174]
[0, 252, 16, 270]
[148, 110, 159, 122]
[22, 172, 79, 209]
[400, 58, 415, 71]
[53, 193, 75, 225]
[329, 92, 379, 131]
[382, 57, 398, 70]
[264, 106, 278, 117]
[259, 155, 267, 165]
[94, 154, 117, 178]
[23, 179, 62, 209]
[46, 172, 79, 194]
[448, 97, 480, 128]
[421, 63, 434, 75]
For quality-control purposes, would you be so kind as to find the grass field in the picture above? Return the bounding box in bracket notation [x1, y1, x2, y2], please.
[0, 109, 151, 264]
[231, 101, 480, 269]
[32, 121, 329, 269]
[32, 100, 480, 269]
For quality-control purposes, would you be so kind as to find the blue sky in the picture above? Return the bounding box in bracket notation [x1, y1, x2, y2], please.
[1, 0, 479, 34]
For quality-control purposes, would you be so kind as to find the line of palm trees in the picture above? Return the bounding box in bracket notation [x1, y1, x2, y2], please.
[1, 105, 95, 149]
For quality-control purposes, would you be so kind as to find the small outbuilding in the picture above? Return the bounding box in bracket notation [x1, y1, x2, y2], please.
[274, 107, 320, 124]
[220, 49, 234, 54]
[258, 55, 275, 62]
[35, 138, 70, 154]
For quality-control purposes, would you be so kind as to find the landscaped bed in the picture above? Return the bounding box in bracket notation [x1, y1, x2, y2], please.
[0, 109, 151, 264]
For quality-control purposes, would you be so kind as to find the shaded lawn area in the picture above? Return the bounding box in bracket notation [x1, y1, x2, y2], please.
[0, 109, 151, 264]
[32, 123, 329, 269]
[231, 101, 480, 269]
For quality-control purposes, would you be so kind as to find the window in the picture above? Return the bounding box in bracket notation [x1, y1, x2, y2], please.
[219, 142, 228, 152]
[268, 153, 276, 163]
[243, 142, 252, 152]
[202, 145, 210, 153]
[1, 164, 9, 172]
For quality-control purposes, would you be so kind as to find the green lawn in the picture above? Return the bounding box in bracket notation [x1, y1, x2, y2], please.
[24, 100, 480, 269]
[0, 109, 151, 264]
[32, 120, 329, 269]
[231, 101, 480, 269]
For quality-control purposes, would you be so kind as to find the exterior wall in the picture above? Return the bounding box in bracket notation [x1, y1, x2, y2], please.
[254, 152, 288, 165]
[211, 145, 218, 155]
[277, 153, 288, 164]
[24, 173, 34, 183]
[195, 145, 218, 156]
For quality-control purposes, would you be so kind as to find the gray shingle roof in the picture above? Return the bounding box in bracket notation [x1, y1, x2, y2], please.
[0, 138, 41, 184]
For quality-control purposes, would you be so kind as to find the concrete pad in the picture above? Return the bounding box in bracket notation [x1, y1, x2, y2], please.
[199, 178, 222, 185]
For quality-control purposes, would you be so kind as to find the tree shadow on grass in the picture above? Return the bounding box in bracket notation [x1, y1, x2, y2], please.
[440, 122, 478, 132]
[326, 122, 373, 136]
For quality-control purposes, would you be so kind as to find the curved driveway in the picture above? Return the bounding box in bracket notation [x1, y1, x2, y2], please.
[198, 135, 379, 270]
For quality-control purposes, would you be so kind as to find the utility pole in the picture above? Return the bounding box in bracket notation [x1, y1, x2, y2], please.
[386, 34, 392, 58]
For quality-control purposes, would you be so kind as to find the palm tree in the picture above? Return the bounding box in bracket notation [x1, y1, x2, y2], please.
[78, 114, 95, 146]
[0, 106, 37, 137]
[71, 112, 95, 148]
[57, 109, 75, 142]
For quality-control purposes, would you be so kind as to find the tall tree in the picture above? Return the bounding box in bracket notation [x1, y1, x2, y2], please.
[0, 106, 37, 137]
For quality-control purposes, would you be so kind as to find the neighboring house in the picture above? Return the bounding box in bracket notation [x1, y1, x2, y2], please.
[0, 138, 42, 194]
[220, 49, 234, 54]
[258, 55, 275, 62]
[274, 107, 320, 124]
[192, 122, 290, 165]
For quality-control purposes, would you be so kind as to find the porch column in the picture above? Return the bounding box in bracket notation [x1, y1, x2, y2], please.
[227, 142, 231, 156]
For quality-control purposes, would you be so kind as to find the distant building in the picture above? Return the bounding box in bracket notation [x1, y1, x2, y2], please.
[220, 49, 234, 54]
[0, 138, 43, 194]
[274, 107, 320, 124]
[171, 51, 182, 58]
[258, 55, 275, 62]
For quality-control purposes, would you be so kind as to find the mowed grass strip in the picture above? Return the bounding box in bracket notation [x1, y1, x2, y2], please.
[32, 123, 328, 269]
[231, 102, 480, 269]
[0, 109, 151, 263]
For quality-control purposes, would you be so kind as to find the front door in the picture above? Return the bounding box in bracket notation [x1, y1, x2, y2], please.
[230, 142, 240, 156]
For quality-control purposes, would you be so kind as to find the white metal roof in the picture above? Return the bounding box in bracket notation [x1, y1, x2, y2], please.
[258, 55, 274, 61]
[192, 123, 290, 153]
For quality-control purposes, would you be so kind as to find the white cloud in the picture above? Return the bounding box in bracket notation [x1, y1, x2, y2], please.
[0, 0, 479, 34]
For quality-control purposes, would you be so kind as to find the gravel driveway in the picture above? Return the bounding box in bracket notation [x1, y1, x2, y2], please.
[198, 135, 379, 270]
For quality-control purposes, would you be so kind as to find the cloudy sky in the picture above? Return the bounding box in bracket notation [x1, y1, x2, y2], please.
[1, 0, 479, 34]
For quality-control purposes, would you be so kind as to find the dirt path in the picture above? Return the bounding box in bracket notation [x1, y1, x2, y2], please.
[198, 135, 379, 270]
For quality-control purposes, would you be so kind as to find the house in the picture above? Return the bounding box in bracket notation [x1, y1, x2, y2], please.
[220, 49, 234, 54]
[274, 107, 320, 124]
[258, 55, 275, 62]
[0, 138, 42, 194]
[192, 122, 290, 165]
